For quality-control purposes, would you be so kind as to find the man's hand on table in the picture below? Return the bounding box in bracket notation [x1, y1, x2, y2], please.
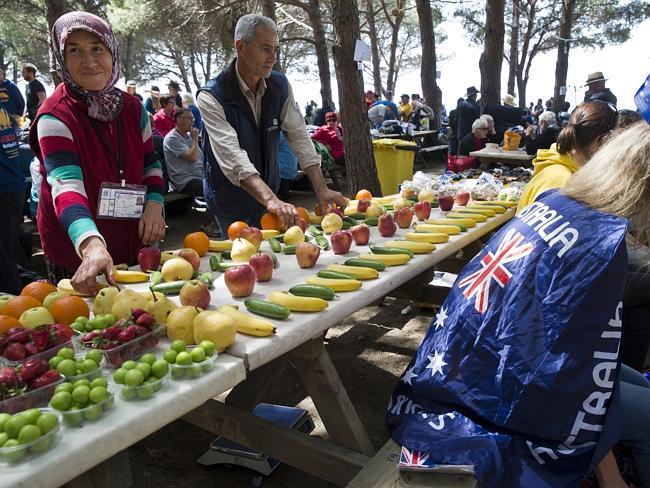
[73, 236, 116, 295]
[315, 188, 349, 213]
[266, 197, 299, 230]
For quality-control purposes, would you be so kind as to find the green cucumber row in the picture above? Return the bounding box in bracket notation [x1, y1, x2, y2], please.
[244, 299, 290, 319]
[288, 284, 336, 300]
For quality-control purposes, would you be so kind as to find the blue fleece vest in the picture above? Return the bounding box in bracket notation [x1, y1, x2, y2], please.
[199, 59, 288, 220]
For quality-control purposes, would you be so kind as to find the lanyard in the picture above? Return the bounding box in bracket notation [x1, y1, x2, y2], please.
[89, 118, 125, 185]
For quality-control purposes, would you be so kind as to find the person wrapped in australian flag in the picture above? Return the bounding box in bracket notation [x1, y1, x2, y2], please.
[387, 119, 650, 487]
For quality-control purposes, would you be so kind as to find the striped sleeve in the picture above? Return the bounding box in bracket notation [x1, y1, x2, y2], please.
[140, 104, 164, 204]
[37, 115, 106, 257]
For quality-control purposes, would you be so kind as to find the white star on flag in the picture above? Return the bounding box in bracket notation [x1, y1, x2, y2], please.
[402, 367, 418, 385]
[434, 306, 448, 330]
[426, 350, 447, 377]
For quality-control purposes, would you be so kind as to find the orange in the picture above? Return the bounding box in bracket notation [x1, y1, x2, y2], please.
[184, 231, 210, 257]
[227, 221, 249, 240]
[295, 207, 310, 223]
[2, 296, 42, 319]
[21, 281, 57, 303]
[0, 315, 22, 334]
[313, 204, 323, 216]
[50, 296, 90, 326]
[355, 189, 372, 201]
[260, 212, 284, 231]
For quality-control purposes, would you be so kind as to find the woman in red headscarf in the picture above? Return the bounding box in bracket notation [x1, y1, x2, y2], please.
[29, 12, 165, 294]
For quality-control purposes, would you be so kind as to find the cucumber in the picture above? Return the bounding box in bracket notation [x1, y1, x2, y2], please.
[343, 216, 357, 226]
[267, 237, 281, 253]
[288, 284, 336, 301]
[266, 250, 279, 268]
[222, 250, 232, 260]
[282, 244, 297, 255]
[307, 225, 323, 237]
[197, 272, 214, 289]
[191, 269, 199, 279]
[347, 212, 366, 220]
[315, 235, 329, 251]
[209, 254, 221, 272]
[407, 196, 419, 202]
[244, 299, 290, 319]
[341, 221, 352, 230]
[344, 258, 386, 271]
[317, 270, 356, 280]
[150, 271, 163, 287]
[275, 233, 285, 243]
[364, 217, 379, 226]
[369, 245, 414, 258]
[151, 280, 188, 295]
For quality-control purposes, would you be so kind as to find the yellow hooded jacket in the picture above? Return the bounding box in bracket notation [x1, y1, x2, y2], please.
[516, 143, 579, 214]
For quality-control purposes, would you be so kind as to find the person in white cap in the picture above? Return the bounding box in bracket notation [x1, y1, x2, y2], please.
[584, 71, 617, 107]
[125, 80, 142, 102]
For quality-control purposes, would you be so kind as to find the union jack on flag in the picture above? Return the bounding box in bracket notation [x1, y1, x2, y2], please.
[458, 229, 534, 313]
[399, 446, 431, 468]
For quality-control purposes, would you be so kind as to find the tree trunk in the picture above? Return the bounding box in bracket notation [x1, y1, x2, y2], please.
[506, 1, 519, 96]
[45, 0, 69, 86]
[122, 33, 134, 82]
[306, 0, 333, 108]
[553, 0, 575, 112]
[331, 0, 380, 196]
[366, 0, 382, 95]
[260, 0, 282, 72]
[479, 0, 505, 109]
[383, 0, 405, 94]
[515, 0, 536, 109]
[189, 50, 202, 91]
[415, 0, 442, 129]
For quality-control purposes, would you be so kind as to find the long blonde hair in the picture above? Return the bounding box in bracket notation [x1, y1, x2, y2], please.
[562, 121, 650, 246]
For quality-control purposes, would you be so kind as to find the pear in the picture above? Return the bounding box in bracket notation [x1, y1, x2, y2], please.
[161, 258, 193, 282]
[111, 288, 148, 320]
[139, 290, 165, 302]
[283, 225, 305, 246]
[93, 287, 120, 315]
[192, 311, 236, 352]
[166, 305, 201, 344]
[145, 289, 177, 324]
[392, 197, 411, 210]
[231, 238, 257, 263]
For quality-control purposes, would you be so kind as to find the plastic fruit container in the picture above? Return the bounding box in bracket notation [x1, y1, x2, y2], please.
[62, 353, 104, 383]
[119, 374, 167, 401]
[96, 326, 164, 368]
[169, 347, 218, 380]
[0, 408, 61, 464]
[53, 391, 115, 427]
[0, 376, 64, 415]
[0, 340, 74, 368]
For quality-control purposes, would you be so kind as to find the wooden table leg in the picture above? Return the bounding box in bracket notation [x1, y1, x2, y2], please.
[288, 335, 376, 456]
[63, 450, 132, 488]
[225, 355, 290, 410]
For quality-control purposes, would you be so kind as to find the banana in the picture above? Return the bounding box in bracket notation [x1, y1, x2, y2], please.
[384, 240, 436, 254]
[261, 229, 280, 240]
[308, 213, 324, 224]
[414, 224, 461, 235]
[268, 291, 328, 312]
[473, 200, 517, 208]
[466, 204, 503, 214]
[343, 205, 358, 216]
[326, 264, 379, 280]
[305, 276, 362, 292]
[449, 210, 488, 221]
[405, 232, 449, 244]
[372, 195, 396, 204]
[358, 253, 411, 266]
[436, 216, 478, 227]
[455, 206, 496, 217]
[426, 218, 475, 229]
[217, 304, 276, 337]
[209, 239, 233, 252]
[112, 269, 150, 283]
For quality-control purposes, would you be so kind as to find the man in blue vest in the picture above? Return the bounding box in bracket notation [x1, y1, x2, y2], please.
[197, 14, 346, 234]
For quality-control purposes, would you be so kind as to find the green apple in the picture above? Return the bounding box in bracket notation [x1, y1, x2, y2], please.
[19, 307, 55, 329]
[0, 294, 15, 313]
[43, 291, 67, 310]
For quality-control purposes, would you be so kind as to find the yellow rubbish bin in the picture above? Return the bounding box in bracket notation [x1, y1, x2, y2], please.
[372, 139, 417, 196]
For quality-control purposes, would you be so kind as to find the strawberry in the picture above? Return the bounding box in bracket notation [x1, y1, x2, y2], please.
[114, 318, 129, 328]
[3, 343, 26, 361]
[118, 325, 138, 343]
[49, 323, 73, 345]
[102, 341, 120, 350]
[24, 342, 39, 356]
[101, 326, 121, 341]
[18, 359, 49, 383]
[6, 327, 24, 336]
[31, 327, 50, 351]
[29, 370, 61, 389]
[0, 367, 18, 388]
[135, 313, 155, 328]
[7, 329, 30, 344]
[0, 336, 8, 353]
[131, 308, 147, 320]
[133, 325, 150, 337]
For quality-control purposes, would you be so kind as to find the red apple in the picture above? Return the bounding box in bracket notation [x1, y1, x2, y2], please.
[249, 253, 274, 281]
[454, 191, 470, 206]
[394, 207, 414, 229]
[350, 224, 370, 245]
[224, 265, 256, 298]
[178, 248, 201, 271]
[356, 199, 371, 213]
[295, 242, 321, 268]
[414, 201, 432, 220]
[179, 280, 211, 308]
[240, 226, 263, 250]
[378, 213, 397, 237]
[296, 217, 308, 232]
[438, 196, 454, 212]
[330, 230, 353, 254]
[325, 205, 343, 218]
[138, 246, 161, 272]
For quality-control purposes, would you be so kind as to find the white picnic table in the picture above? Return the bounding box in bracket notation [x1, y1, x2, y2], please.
[374, 129, 438, 139]
[470, 147, 535, 168]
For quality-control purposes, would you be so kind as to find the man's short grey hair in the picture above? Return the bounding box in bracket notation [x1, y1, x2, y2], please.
[539, 111, 557, 126]
[182, 92, 195, 105]
[472, 117, 488, 132]
[234, 14, 277, 45]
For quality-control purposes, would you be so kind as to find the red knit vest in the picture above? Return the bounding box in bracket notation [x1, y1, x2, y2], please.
[30, 84, 145, 270]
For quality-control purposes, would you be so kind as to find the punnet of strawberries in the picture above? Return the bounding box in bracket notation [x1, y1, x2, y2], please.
[0, 358, 62, 412]
[81, 309, 161, 368]
[0, 323, 74, 363]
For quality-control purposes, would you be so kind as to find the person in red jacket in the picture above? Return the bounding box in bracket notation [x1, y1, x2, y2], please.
[29, 12, 165, 294]
[311, 112, 345, 167]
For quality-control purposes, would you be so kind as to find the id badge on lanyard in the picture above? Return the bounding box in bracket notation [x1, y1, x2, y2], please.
[92, 119, 146, 220]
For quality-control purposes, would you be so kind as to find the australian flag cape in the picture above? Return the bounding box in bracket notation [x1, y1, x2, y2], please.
[387, 190, 628, 487]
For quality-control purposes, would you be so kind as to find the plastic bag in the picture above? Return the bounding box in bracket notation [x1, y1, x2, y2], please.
[503, 130, 521, 151]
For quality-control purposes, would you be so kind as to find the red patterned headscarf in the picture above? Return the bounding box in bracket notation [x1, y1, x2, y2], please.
[52, 12, 123, 122]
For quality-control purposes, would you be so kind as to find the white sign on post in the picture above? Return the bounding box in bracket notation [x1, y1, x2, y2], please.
[353, 39, 372, 62]
[559, 86, 567, 96]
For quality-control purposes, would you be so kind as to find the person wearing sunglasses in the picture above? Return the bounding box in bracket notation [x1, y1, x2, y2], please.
[311, 112, 344, 168]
